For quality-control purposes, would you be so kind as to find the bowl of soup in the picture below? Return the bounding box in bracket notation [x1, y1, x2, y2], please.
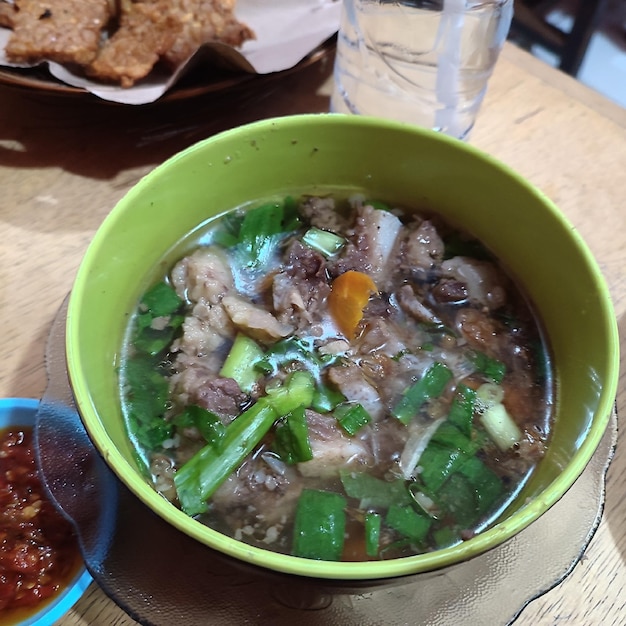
[65, 114, 619, 581]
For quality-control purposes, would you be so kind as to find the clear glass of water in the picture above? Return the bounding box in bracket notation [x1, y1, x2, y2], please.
[330, 0, 514, 140]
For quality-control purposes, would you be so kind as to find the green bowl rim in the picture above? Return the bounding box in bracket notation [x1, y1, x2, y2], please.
[66, 114, 620, 580]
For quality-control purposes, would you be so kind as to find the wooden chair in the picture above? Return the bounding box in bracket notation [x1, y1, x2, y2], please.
[509, 0, 609, 76]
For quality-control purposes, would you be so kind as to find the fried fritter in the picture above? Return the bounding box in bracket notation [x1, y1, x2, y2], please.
[162, 0, 255, 68]
[5, 0, 111, 65]
[2, 0, 253, 87]
[87, 0, 179, 88]
[89, 0, 253, 86]
[0, 2, 17, 29]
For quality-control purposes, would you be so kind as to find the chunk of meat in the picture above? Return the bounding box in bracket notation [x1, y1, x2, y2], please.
[6, 0, 111, 65]
[397, 284, 444, 325]
[173, 308, 232, 358]
[400, 220, 445, 278]
[272, 241, 330, 328]
[171, 246, 234, 306]
[212, 451, 303, 529]
[440, 257, 507, 310]
[297, 410, 373, 478]
[171, 368, 246, 420]
[222, 294, 293, 343]
[298, 196, 348, 233]
[333, 204, 403, 287]
[327, 363, 385, 421]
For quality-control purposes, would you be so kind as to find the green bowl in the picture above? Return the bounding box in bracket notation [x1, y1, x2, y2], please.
[66, 114, 619, 581]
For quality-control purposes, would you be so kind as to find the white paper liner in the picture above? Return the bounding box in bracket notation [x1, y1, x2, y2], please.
[0, 0, 341, 104]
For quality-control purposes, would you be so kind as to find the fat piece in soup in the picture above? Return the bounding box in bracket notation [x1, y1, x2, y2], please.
[120, 194, 553, 561]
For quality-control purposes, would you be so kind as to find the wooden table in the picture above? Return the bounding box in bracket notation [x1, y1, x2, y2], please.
[1, 43, 625, 625]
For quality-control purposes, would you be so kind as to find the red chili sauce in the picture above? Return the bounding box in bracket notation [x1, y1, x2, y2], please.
[0, 426, 82, 623]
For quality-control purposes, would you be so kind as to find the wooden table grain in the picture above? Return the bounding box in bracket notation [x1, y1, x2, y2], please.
[1, 43, 625, 625]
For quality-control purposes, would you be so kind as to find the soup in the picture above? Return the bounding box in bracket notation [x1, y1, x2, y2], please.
[120, 194, 553, 561]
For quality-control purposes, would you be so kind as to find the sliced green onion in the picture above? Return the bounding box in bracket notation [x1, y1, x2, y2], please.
[476, 382, 504, 409]
[339, 470, 412, 509]
[335, 403, 371, 436]
[273, 406, 313, 464]
[457, 455, 504, 517]
[312, 383, 345, 413]
[386, 504, 432, 543]
[365, 512, 382, 558]
[174, 372, 315, 515]
[292, 489, 346, 561]
[123, 355, 172, 450]
[479, 402, 522, 451]
[417, 422, 481, 493]
[219, 333, 265, 393]
[447, 384, 476, 437]
[470, 351, 506, 384]
[302, 227, 345, 257]
[174, 400, 277, 515]
[265, 371, 315, 415]
[391, 362, 453, 425]
[435, 472, 479, 528]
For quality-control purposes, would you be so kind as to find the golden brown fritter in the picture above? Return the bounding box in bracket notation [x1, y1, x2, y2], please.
[87, 0, 179, 88]
[2, 0, 254, 87]
[5, 0, 111, 65]
[0, 2, 17, 29]
[162, 0, 255, 68]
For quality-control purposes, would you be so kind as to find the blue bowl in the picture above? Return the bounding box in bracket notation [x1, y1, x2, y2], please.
[0, 398, 92, 626]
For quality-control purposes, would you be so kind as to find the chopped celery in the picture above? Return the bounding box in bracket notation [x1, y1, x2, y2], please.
[133, 326, 180, 357]
[174, 372, 315, 515]
[302, 227, 345, 257]
[273, 406, 313, 464]
[479, 403, 522, 451]
[386, 504, 432, 543]
[391, 362, 453, 425]
[133, 282, 185, 356]
[174, 405, 226, 452]
[123, 355, 172, 450]
[470, 351, 506, 384]
[365, 513, 382, 558]
[140, 281, 184, 317]
[292, 489, 347, 561]
[447, 384, 476, 437]
[255, 336, 341, 380]
[339, 470, 412, 509]
[334, 403, 371, 436]
[219, 333, 265, 393]
[229, 199, 300, 270]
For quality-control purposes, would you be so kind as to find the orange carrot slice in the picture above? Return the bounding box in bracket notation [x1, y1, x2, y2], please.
[328, 271, 378, 339]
